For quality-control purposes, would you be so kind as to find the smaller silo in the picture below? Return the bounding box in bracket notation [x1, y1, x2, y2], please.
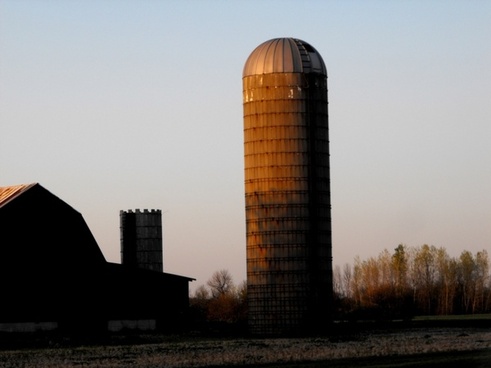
[120, 209, 163, 272]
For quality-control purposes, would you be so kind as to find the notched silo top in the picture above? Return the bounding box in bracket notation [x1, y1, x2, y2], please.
[243, 38, 327, 77]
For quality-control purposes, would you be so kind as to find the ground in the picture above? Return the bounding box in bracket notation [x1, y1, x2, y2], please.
[0, 325, 490, 367]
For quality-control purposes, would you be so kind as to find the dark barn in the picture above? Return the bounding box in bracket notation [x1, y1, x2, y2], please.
[0, 183, 193, 333]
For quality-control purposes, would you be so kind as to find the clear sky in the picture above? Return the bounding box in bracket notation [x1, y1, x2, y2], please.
[1, 0, 490, 292]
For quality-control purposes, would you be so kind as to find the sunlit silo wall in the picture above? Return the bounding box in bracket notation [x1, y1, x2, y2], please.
[120, 209, 163, 273]
[243, 38, 332, 335]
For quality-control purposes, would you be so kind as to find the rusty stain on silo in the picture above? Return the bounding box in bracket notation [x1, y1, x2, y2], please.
[243, 38, 332, 335]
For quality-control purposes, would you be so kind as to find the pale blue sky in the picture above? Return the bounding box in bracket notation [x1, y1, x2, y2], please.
[1, 1, 490, 291]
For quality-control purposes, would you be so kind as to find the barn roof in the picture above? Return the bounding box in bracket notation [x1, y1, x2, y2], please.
[0, 183, 37, 208]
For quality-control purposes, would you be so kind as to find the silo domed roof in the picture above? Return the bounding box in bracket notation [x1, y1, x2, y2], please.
[243, 38, 327, 77]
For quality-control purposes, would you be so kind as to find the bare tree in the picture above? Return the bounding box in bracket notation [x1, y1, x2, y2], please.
[333, 265, 343, 297]
[207, 269, 234, 298]
[392, 244, 409, 299]
[475, 250, 489, 312]
[434, 247, 457, 315]
[412, 244, 437, 314]
[193, 284, 210, 300]
[351, 256, 363, 306]
[236, 280, 247, 304]
[378, 249, 393, 291]
[459, 250, 476, 313]
[342, 263, 352, 299]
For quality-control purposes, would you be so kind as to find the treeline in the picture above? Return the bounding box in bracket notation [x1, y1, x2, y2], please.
[334, 245, 491, 319]
[189, 269, 248, 331]
[191, 245, 491, 329]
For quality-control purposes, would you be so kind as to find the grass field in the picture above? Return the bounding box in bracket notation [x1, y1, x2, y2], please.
[261, 350, 491, 368]
[0, 322, 489, 367]
[413, 313, 491, 321]
[1, 344, 489, 368]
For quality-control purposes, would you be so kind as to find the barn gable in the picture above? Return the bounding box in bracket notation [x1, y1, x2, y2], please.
[0, 183, 193, 331]
[0, 183, 107, 269]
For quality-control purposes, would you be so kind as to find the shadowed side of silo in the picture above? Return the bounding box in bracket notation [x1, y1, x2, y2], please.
[243, 38, 332, 335]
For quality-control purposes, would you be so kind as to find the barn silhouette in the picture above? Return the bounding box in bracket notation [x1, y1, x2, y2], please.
[0, 183, 193, 333]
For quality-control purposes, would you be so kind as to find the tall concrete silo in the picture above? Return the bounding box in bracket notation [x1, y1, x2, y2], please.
[120, 209, 163, 272]
[243, 38, 332, 334]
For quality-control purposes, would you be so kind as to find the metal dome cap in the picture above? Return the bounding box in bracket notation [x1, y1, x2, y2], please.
[243, 38, 327, 77]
